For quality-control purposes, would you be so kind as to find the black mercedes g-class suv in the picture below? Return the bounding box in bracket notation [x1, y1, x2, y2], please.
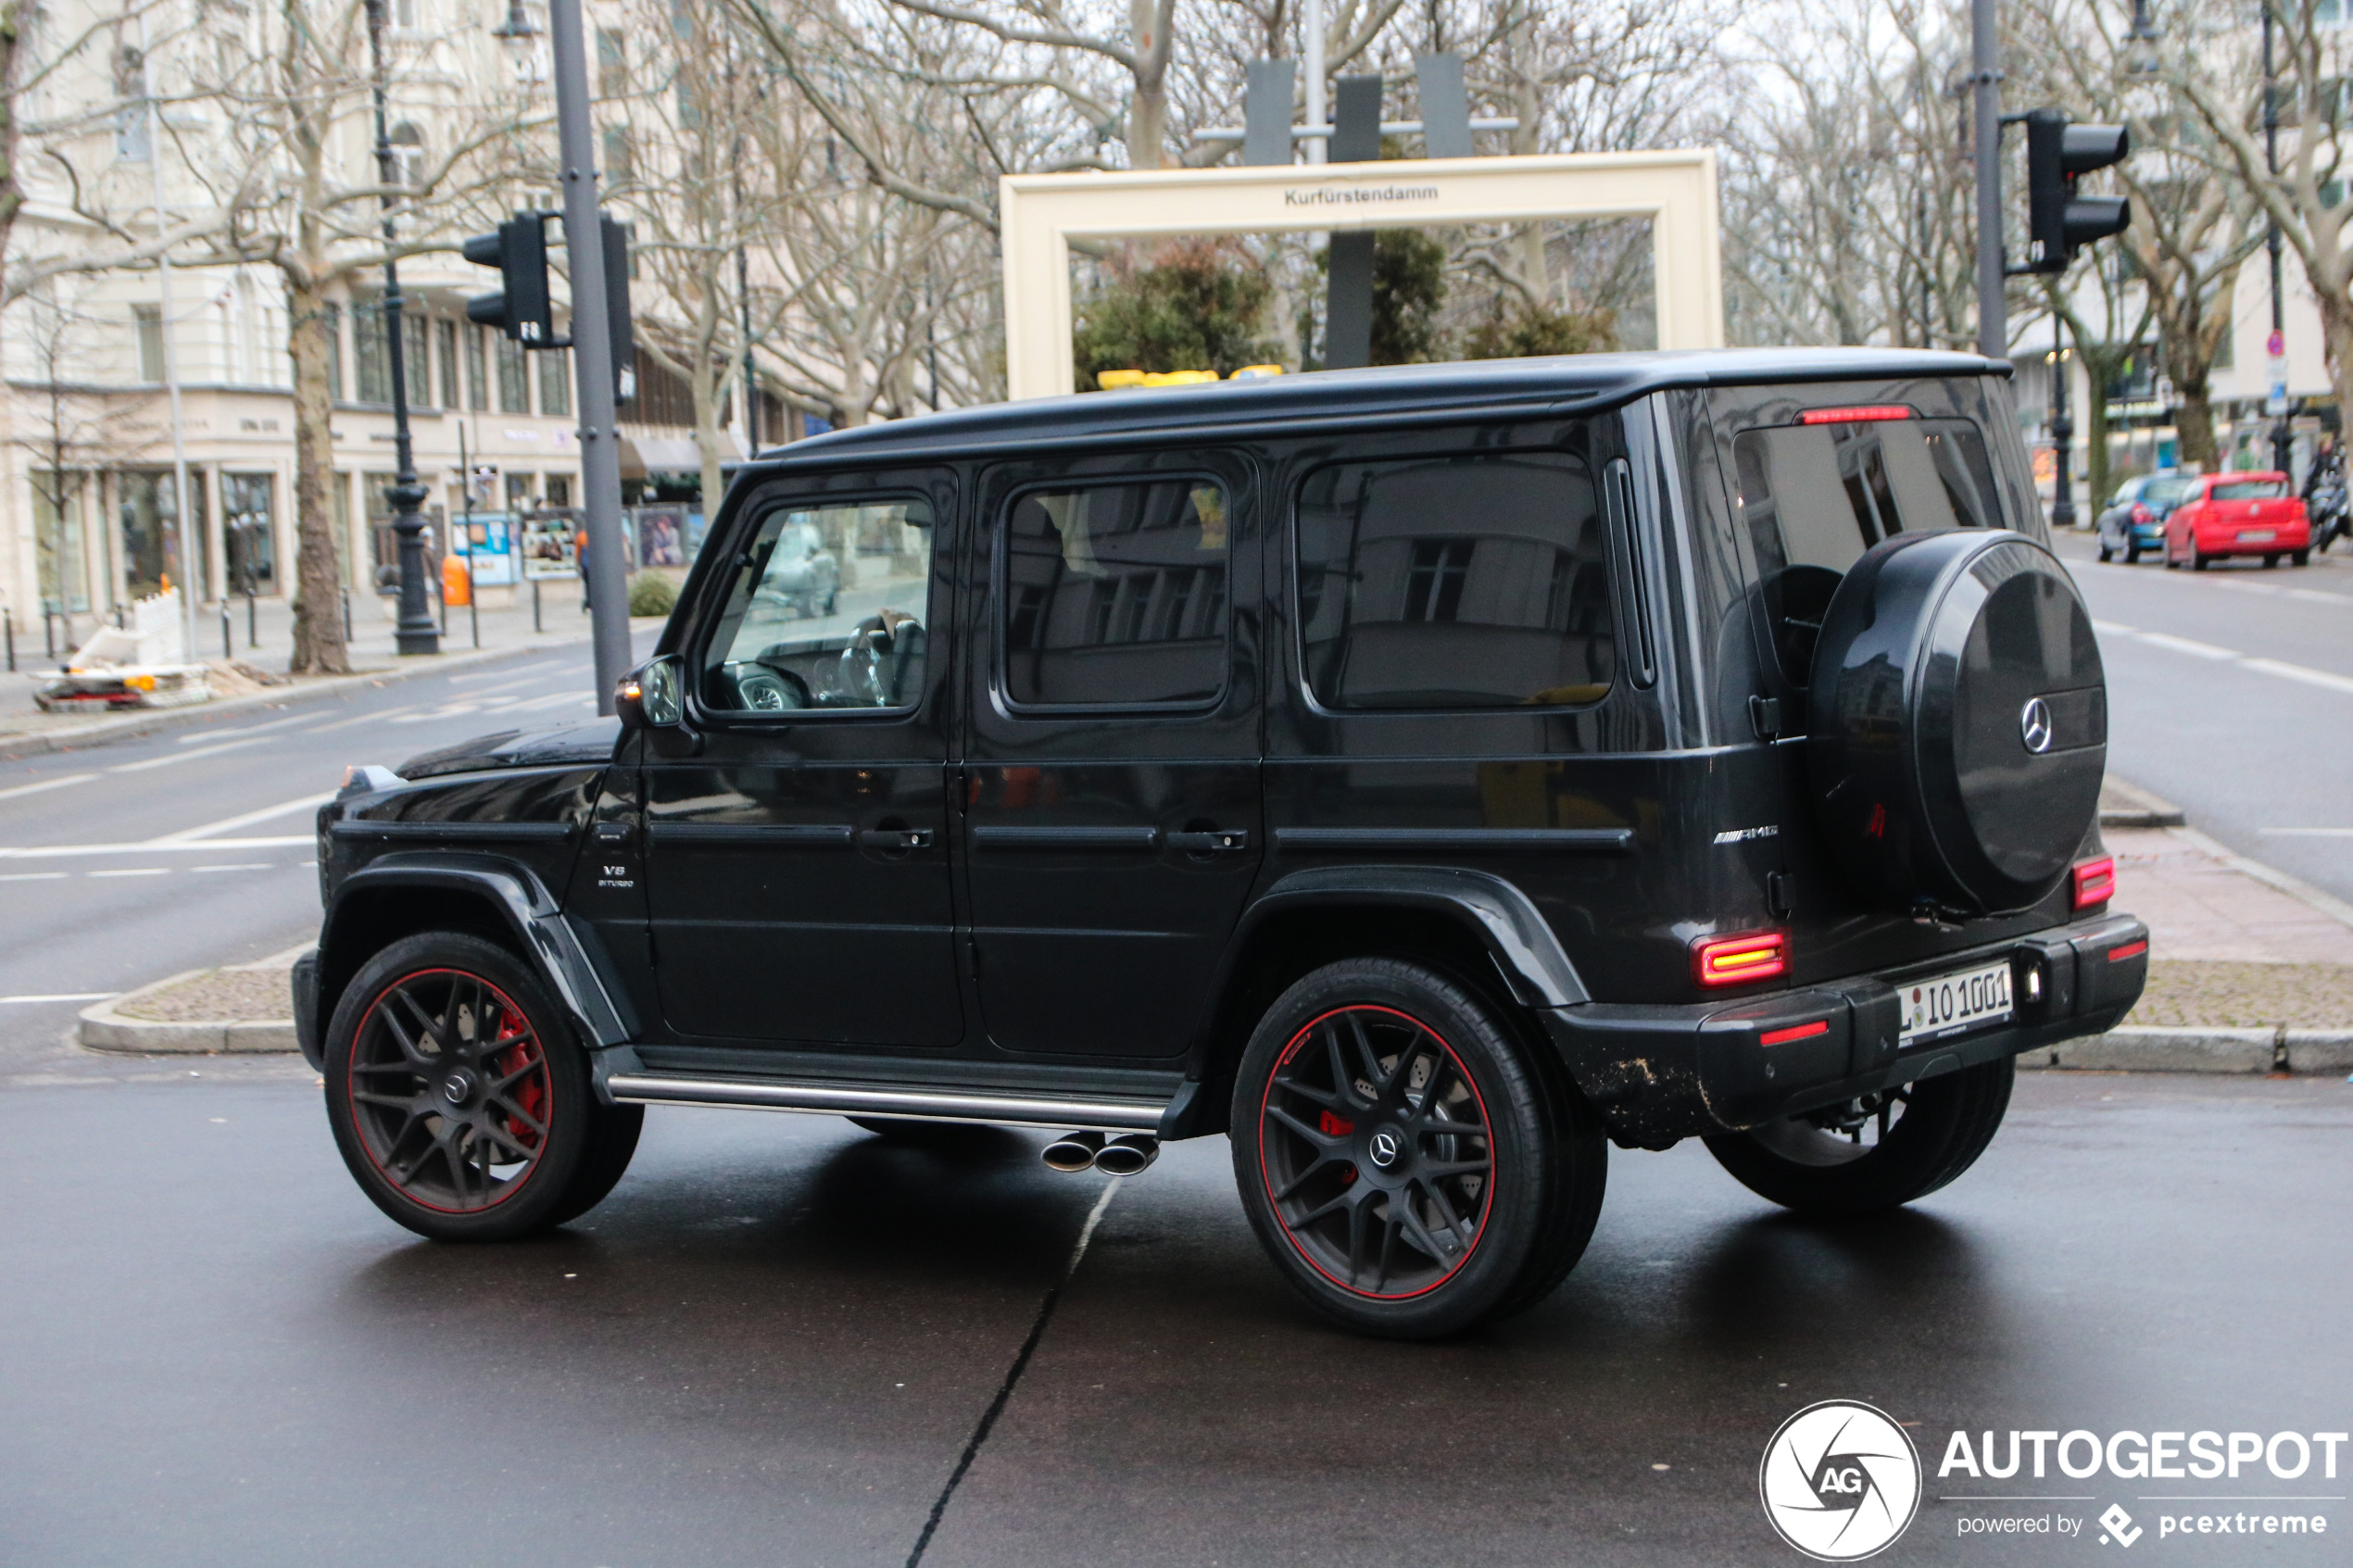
[297, 347, 2146, 1338]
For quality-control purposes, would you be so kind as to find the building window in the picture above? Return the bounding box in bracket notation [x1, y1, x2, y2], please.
[393, 0, 422, 28]
[537, 345, 572, 417]
[597, 28, 626, 96]
[465, 324, 489, 411]
[545, 474, 573, 508]
[602, 123, 634, 182]
[133, 304, 166, 382]
[506, 472, 535, 511]
[223, 472, 278, 591]
[114, 46, 151, 160]
[352, 298, 390, 403]
[436, 319, 459, 408]
[387, 122, 426, 193]
[497, 335, 530, 413]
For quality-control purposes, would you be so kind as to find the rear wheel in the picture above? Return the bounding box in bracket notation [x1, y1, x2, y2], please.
[1702, 1056, 2015, 1216]
[1232, 958, 1605, 1339]
[2264, 553, 2281, 569]
[2293, 548, 2310, 567]
[324, 933, 636, 1240]
[2194, 549, 2212, 571]
[2123, 544, 2140, 564]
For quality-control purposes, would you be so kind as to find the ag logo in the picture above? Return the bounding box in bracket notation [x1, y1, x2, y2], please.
[1759, 1400, 1922, 1561]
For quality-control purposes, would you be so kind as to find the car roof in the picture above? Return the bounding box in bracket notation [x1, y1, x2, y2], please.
[742, 347, 2009, 471]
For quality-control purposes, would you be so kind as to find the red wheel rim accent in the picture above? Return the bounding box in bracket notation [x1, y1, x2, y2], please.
[345, 968, 552, 1214]
[1258, 1004, 1495, 1300]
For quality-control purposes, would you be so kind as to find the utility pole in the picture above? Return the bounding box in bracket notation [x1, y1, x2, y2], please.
[138, 15, 198, 664]
[364, 0, 437, 656]
[549, 0, 632, 711]
[1971, 0, 2005, 361]
[1302, 0, 1325, 164]
[2049, 310, 2074, 528]
[2262, 4, 2293, 479]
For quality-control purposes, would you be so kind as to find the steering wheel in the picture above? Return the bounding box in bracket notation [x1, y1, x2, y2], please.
[734, 666, 810, 711]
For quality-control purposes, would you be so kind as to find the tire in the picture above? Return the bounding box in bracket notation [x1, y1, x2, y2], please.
[2097, 543, 2113, 562]
[821, 588, 838, 617]
[1702, 1056, 2015, 1217]
[2293, 549, 2310, 567]
[324, 933, 630, 1241]
[1231, 958, 1605, 1339]
[2264, 554, 2281, 569]
[2123, 545, 2140, 564]
[2194, 550, 2211, 571]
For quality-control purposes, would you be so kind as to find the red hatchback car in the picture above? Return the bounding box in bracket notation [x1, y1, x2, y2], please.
[2163, 471, 2311, 570]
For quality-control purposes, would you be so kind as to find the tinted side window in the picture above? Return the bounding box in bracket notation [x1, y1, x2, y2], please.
[1732, 416, 1998, 682]
[1295, 451, 1615, 710]
[1000, 479, 1230, 707]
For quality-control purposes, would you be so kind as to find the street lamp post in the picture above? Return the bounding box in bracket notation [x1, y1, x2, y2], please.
[1970, 0, 2004, 361]
[2050, 313, 2076, 528]
[363, 0, 437, 656]
[2261, 4, 2293, 479]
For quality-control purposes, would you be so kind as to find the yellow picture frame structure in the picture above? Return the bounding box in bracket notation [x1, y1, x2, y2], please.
[999, 149, 1726, 402]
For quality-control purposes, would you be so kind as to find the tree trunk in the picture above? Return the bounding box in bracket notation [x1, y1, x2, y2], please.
[1126, 0, 1167, 169]
[2318, 283, 2353, 470]
[2172, 376, 2220, 473]
[284, 274, 349, 674]
[691, 368, 728, 538]
[0, 2, 26, 288]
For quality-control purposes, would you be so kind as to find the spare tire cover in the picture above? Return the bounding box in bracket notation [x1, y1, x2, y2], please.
[1806, 530, 2106, 915]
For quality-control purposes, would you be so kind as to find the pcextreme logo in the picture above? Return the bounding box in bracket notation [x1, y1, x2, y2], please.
[1761, 1400, 1925, 1562]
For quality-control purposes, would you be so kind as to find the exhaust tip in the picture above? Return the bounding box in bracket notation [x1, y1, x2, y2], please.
[1041, 1129, 1105, 1173]
[1091, 1134, 1159, 1177]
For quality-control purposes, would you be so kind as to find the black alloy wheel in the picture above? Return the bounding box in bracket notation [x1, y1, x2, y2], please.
[1233, 958, 1605, 1339]
[1701, 1055, 2016, 1217]
[325, 933, 637, 1241]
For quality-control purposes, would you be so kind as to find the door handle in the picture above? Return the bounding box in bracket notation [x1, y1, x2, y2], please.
[856, 827, 935, 852]
[1164, 828, 1252, 853]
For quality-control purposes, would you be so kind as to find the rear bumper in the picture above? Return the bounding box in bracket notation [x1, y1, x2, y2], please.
[2194, 521, 2310, 555]
[1536, 912, 2149, 1148]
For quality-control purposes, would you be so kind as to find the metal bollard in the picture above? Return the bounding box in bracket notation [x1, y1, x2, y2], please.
[343, 586, 353, 643]
[247, 589, 258, 649]
[533, 576, 542, 633]
[4, 607, 13, 673]
[221, 605, 233, 659]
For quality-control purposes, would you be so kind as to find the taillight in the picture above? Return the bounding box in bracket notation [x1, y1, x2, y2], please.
[2132, 504, 2151, 522]
[1693, 929, 1789, 986]
[2072, 856, 2116, 910]
[1798, 405, 1912, 425]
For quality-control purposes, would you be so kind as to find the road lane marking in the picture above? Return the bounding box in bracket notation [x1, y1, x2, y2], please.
[0, 993, 116, 1004]
[449, 660, 560, 684]
[2241, 657, 2353, 696]
[2260, 828, 2353, 837]
[310, 704, 417, 731]
[2135, 632, 2238, 659]
[0, 834, 313, 859]
[0, 872, 69, 882]
[108, 737, 268, 772]
[88, 867, 170, 877]
[0, 773, 96, 804]
[172, 712, 324, 745]
[2092, 619, 2136, 634]
[191, 862, 276, 872]
[151, 791, 335, 843]
[2286, 588, 2348, 605]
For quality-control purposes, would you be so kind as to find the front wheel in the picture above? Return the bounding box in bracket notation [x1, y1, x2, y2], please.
[324, 933, 637, 1241]
[1702, 1055, 2015, 1217]
[1232, 958, 1605, 1339]
[2292, 548, 2310, 567]
[2123, 544, 2141, 565]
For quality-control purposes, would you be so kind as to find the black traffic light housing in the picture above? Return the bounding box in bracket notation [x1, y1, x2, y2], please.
[2021, 108, 2131, 274]
[462, 214, 554, 344]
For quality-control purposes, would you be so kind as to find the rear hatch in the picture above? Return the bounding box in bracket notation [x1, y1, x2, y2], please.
[1698, 374, 2086, 986]
[2205, 477, 2304, 545]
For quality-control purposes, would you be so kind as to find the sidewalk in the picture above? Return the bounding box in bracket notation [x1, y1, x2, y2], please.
[3, 589, 653, 756]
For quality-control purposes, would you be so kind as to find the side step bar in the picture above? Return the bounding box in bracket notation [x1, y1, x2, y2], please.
[603, 1072, 1168, 1132]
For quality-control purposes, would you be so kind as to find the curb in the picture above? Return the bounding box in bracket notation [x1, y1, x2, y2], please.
[0, 633, 591, 760]
[2099, 777, 2186, 830]
[77, 958, 303, 1056]
[2020, 1026, 2353, 1075]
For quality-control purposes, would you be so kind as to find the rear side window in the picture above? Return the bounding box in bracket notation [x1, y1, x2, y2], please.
[1000, 479, 1231, 708]
[1732, 415, 2000, 683]
[1295, 451, 1616, 709]
[2210, 480, 2286, 501]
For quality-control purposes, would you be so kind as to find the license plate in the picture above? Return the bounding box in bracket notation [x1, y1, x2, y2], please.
[2238, 529, 2276, 543]
[1899, 960, 2013, 1046]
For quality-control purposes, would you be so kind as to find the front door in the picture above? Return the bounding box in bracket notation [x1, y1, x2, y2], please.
[641, 470, 963, 1048]
[962, 451, 1263, 1060]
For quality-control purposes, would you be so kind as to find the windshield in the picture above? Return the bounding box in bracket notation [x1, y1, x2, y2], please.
[2211, 480, 2287, 501]
[1731, 416, 2002, 683]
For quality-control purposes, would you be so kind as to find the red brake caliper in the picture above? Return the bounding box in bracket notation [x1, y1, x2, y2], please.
[497, 1012, 545, 1152]
[1317, 1110, 1357, 1184]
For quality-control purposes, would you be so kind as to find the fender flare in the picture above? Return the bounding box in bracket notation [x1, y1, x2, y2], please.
[310, 854, 634, 1070]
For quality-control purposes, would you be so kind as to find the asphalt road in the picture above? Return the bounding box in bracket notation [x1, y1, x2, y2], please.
[0, 634, 652, 1068]
[1, 1067, 2346, 1566]
[2053, 534, 2353, 906]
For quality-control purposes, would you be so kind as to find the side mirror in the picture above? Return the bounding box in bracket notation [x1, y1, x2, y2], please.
[615, 655, 684, 730]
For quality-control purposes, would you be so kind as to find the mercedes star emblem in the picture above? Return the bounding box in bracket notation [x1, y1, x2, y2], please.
[2019, 696, 2055, 754]
[1367, 1128, 1403, 1168]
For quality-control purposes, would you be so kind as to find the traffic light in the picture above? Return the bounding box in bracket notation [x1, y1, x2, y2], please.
[602, 215, 635, 405]
[2023, 108, 2131, 273]
[461, 213, 553, 344]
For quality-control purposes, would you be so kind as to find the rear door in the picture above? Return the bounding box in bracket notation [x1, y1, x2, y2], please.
[640, 470, 963, 1049]
[959, 448, 1263, 1060]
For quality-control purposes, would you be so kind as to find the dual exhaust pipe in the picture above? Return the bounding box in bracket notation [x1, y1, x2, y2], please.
[1042, 1130, 1160, 1176]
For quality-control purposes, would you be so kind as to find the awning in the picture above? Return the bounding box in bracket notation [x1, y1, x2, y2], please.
[618, 433, 744, 477]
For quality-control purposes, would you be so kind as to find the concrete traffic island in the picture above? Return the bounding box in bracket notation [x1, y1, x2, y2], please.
[78, 945, 305, 1055]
